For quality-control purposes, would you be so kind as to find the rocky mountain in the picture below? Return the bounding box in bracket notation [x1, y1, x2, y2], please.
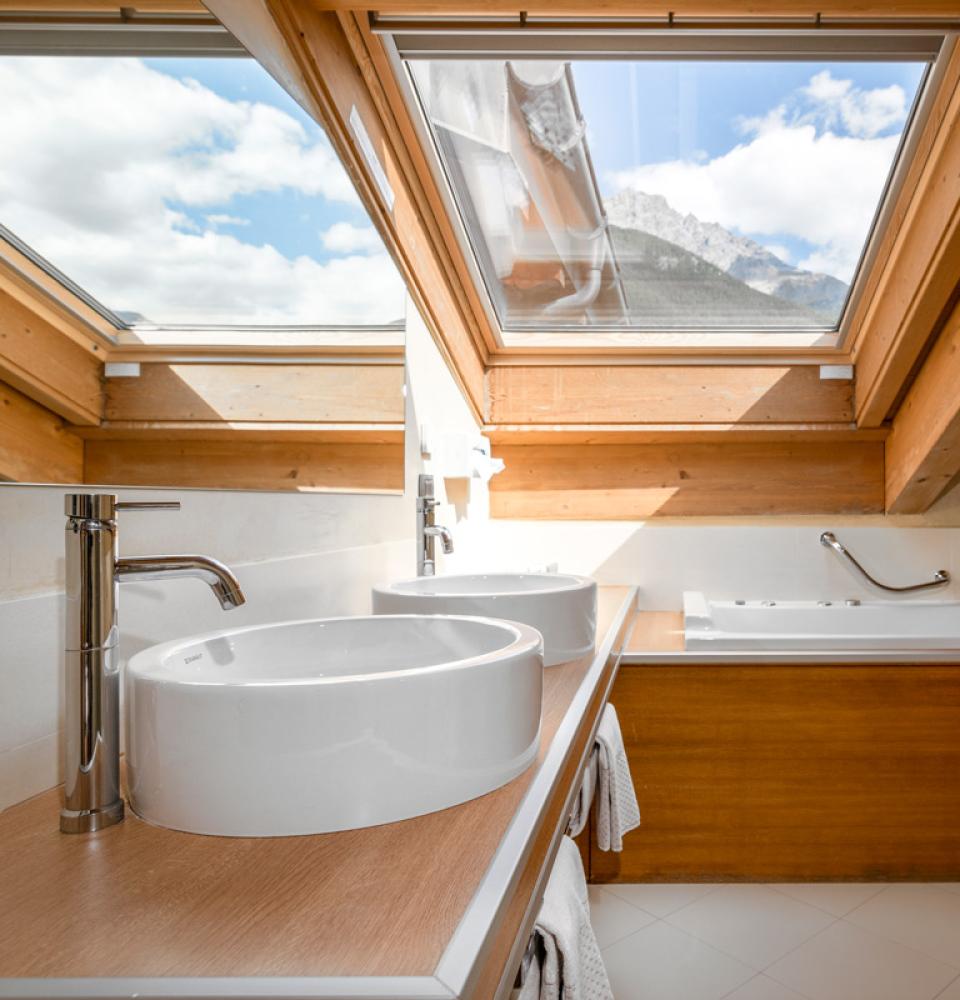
[607, 225, 825, 328]
[604, 189, 848, 323]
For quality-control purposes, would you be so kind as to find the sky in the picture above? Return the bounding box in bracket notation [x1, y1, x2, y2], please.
[0, 55, 407, 325]
[572, 59, 927, 280]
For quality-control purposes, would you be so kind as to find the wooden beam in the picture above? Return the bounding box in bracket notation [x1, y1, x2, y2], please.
[309, 1, 960, 13]
[489, 441, 884, 518]
[885, 299, 960, 513]
[486, 365, 852, 425]
[485, 423, 886, 444]
[0, 378, 83, 483]
[84, 438, 404, 492]
[103, 362, 404, 423]
[0, 287, 103, 425]
[219, 0, 487, 419]
[71, 421, 404, 444]
[851, 41, 960, 427]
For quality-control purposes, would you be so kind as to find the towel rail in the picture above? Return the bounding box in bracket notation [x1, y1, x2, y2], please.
[819, 531, 951, 593]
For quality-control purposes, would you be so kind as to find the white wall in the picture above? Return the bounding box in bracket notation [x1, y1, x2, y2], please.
[0, 299, 481, 809]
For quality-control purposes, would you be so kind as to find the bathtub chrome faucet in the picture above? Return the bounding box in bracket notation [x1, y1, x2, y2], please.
[416, 474, 453, 576]
[61, 493, 245, 834]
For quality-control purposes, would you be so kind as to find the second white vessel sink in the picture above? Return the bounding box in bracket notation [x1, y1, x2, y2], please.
[125, 615, 543, 837]
[372, 573, 597, 666]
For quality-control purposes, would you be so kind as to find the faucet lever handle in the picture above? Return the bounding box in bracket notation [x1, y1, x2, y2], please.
[115, 500, 181, 512]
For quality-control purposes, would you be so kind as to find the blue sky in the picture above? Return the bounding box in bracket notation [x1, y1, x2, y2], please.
[146, 57, 378, 265]
[571, 59, 927, 271]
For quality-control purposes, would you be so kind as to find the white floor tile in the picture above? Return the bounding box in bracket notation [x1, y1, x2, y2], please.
[587, 885, 656, 949]
[771, 883, 887, 918]
[766, 919, 958, 1000]
[722, 974, 809, 1000]
[931, 973, 960, 998]
[666, 884, 835, 969]
[602, 921, 755, 1000]
[604, 882, 719, 918]
[931, 884, 960, 896]
[845, 884, 960, 968]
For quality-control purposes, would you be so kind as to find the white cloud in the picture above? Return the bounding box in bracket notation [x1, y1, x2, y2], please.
[610, 72, 907, 282]
[803, 70, 907, 138]
[206, 214, 250, 227]
[0, 57, 406, 324]
[320, 221, 384, 254]
[763, 244, 792, 264]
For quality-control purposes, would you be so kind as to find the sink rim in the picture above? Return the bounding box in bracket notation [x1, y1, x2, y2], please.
[374, 571, 595, 600]
[126, 613, 544, 689]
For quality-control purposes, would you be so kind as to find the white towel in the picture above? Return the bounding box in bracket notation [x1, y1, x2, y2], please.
[567, 751, 597, 838]
[519, 836, 613, 1000]
[595, 703, 641, 852]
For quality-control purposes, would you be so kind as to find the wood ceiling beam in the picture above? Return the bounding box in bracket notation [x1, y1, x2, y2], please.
[885, 299, 960, 514]
[0, 378, 84, 483]
[851, 40, 960, 427]
[308, 2, 960, 15]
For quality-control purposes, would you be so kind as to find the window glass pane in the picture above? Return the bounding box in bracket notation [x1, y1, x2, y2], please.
[0, 56, 407, 326]
[410, 59, 926, 331]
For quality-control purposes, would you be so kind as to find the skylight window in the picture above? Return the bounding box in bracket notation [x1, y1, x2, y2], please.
[406, 53, 929, 333]
[0, 55, 407, 329]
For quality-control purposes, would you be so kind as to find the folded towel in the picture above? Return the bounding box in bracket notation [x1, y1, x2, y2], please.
[567, 750, 597, 838]
[519, 836, 613, 1000]
[595, 703, 641, 852]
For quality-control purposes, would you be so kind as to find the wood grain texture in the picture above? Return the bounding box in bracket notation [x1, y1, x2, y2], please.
[628, 611, 685, 652]
[489, 441, 884, 518]
[0, 288, 103, 425]
[310, 1, 960, 14]
[104, 362, 404, 424]
[0, 378, 83, 483]
[0, 590, 632, 981]
[83, 438, 404, 492]
[485, 424, 887, 445]
[486, 366, 852, 425]
[852, 41, 960, 427]
[593, 659, 960, 883]
[885, 298, 960, 513]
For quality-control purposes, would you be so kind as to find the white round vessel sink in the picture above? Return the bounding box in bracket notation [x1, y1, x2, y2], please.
[372, 573, 597, 666]
[125, 615, 543, 837]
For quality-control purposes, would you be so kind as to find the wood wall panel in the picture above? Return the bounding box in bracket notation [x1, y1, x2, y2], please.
[103, 363, 404, 424]
[0, 290, 102, 425]
[0, 378, 83, 483]
[313, 1, 960, 14]
[83, 438, 404, 492]
[489, 441, 884, 518]
[885, 299, 960, 513]
[593, 663, 960, 882]
[486, 366, 852, 425]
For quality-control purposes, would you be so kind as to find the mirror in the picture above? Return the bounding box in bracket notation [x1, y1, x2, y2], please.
[0, 47, 406, 493]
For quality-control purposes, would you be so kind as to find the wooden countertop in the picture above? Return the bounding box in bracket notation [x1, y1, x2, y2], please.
[0, 588, 635, 996]
[628, 611, 686, 652]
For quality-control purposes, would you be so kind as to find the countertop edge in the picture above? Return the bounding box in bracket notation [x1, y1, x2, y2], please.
[0, 588, 639, 1000]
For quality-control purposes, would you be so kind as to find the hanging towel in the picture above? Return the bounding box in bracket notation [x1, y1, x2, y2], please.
[519, 836, 613, 1000]
[567, 750, 597, 838]
[595, 703, 641, 852]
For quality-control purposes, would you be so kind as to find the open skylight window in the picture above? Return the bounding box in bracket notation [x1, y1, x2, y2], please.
[403, 44, 933, 335]
[0, 54, 407, 333]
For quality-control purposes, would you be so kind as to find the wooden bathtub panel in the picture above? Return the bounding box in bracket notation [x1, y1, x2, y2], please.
[593, 662, 960, 883]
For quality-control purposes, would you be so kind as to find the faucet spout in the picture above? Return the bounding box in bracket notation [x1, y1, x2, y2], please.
[424, 524, 454, 555]
[116, 555, 246, 610]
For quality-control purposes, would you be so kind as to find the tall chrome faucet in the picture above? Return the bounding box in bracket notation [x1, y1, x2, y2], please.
[416, 474, 453, 577]
[61, 493, 246, 834]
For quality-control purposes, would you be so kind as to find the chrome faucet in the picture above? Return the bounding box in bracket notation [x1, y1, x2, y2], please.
[61, 493, 245, 834]
[416, 474, 453, 576]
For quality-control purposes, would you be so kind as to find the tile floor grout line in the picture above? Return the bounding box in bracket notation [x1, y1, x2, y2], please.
[715, 971, 815, 1000]
[767, 881, 889, 919]
[834, 911, 960, 975]
[660, 888, 839, 976]
[932, 969, 960, 999]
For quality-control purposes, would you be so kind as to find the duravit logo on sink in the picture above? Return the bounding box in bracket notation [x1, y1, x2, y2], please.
[184, 653, 203, 665]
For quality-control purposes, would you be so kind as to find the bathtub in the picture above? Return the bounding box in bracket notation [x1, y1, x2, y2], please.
[683, 590, 960, 651]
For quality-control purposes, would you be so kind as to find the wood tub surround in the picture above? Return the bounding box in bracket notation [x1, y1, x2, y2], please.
[596, 611, 960, 884]
[0, 587, 636, 999]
